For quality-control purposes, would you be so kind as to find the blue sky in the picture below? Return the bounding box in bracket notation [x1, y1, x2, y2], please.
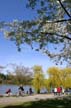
[0, 0, 66, 76]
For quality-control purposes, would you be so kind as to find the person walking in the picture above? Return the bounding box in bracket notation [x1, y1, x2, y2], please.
[29, 87, 33, 95]
[54, 87, 57, 95]
[57, 87, 61, 96]
[18, 84, 24, 96]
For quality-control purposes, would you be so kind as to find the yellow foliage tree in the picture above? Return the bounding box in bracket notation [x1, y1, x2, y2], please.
[32, 65, 44, 93]
[44, 78, 52, 92]
[47, 67, 71, 89]
[62, 68, 71, 88]
[47, 67, 62, 88]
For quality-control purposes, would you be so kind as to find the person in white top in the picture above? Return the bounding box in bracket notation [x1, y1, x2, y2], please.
[54, 87, 57, 95]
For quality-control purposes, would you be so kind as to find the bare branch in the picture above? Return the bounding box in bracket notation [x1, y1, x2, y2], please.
[23, 31, 71, 41]
[34, 18, 71, 24]
[48, 19, 71, 23]
[58, 0, 71, 18]
[55, 33, 71, 40]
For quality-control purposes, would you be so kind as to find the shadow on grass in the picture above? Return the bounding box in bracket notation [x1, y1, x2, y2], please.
[3, 96, 71, 108]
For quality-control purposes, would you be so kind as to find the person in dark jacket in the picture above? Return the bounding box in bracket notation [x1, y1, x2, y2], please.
[18, 85, 24, 96]
[29, 87, 33, 94]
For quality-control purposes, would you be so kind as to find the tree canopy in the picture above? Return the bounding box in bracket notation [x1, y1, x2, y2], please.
[0, 0, 71, 64]
[47, 66, 71, 88]
[32, 65, 44, 93]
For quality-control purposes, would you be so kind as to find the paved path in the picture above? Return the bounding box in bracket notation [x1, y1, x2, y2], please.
[0, 94, 55, 107]
[0, 94, 66, 107]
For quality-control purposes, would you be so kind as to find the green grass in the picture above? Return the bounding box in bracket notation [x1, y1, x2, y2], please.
[1, 96, 71, 108]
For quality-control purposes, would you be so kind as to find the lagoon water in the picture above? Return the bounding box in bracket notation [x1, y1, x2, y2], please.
[0, 85, 34, 95]
[0, 85, 47, 94]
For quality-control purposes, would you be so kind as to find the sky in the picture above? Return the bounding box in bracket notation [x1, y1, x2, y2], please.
[0, 0, 66, 76]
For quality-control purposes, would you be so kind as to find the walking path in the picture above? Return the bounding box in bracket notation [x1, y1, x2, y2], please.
[0, 94, 66, 107]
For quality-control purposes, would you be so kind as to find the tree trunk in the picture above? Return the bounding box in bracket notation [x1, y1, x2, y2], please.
[37, 89, 40, 94]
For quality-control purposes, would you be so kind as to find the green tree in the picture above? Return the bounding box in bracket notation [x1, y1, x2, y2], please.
[32, 65, 44, 93]
[0, 73, 6, 84]
[5, 71, 16, 84]
[0, 0, 71, 64]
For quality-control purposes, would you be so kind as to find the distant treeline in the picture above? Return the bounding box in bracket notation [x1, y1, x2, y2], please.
[0, 73, 32, 85]
[0, 65, 33, 85]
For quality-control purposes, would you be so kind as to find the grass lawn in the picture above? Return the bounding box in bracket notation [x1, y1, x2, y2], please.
[1, 96, 71, 108]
